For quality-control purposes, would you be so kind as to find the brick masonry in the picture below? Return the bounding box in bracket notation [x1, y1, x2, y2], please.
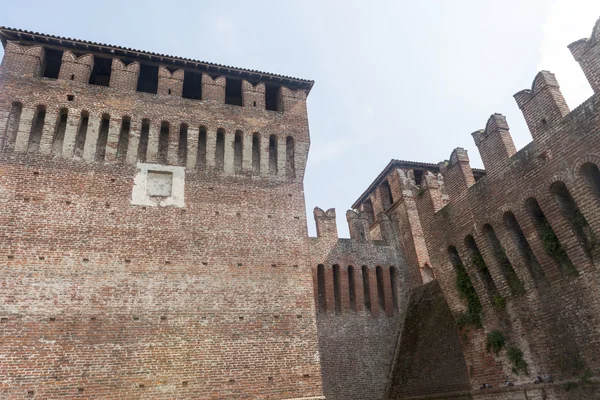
[351, 15, 600, 400]
[0, 28, 322, 400]
[3, 15, 600, 400]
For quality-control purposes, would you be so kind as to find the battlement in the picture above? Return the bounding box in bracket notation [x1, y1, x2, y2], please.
[0, 27, 312, 184]
[310, 206, 403, 319]
[349, 15, 600, 394]
[568, 16, 600, 93]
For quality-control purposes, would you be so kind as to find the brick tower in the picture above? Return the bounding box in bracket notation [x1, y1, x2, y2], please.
[0, 27, 324, 400]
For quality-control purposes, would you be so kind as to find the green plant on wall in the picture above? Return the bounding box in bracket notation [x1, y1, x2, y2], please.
[573, 208, 597, 254]
[539, 219, 578, 277]
[507, 346, 528, 375]
[471, 253, 487, 271]
[455, 261, 482, 328]
[492, 294, 506, 309]
[493, 246, 525, 296]
[486, 330, 506, 355]
[505, 268, 525, 296]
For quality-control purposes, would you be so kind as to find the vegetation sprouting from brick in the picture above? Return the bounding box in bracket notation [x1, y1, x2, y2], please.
[486, 330, 506, 355]
[486, 330, 528, 376]
[573, 208, 597, 255]
[562, 369, 593, 391]
[492, 294, 506, 309]
[539, 219, 578, 276]
[495, 247, 525, 296]
[471, 252, 506, 309]
[455, 260, 482, 328]
[506, 346, 528, 375]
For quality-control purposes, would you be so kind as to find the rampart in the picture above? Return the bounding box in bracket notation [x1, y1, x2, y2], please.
[352, 16, 600, 400]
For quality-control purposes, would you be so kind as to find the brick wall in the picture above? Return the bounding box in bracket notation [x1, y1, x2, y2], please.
[309, 207, 409, 400]
[0, 34, 322, 400]
[354, 15, 600, 399]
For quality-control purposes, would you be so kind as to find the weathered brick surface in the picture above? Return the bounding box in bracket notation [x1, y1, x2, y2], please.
[309, 208, 410, 400]
[0, 30, 321, 400]
[352, 15, 600, 400]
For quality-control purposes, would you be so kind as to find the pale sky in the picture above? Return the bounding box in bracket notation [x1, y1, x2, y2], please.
[1, 0, 599, 237]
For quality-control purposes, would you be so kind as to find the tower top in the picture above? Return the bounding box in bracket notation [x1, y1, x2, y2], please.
[0, 26, 314, 92]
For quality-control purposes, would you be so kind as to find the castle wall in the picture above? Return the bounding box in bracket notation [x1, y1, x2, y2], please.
[0, 40, 322, 399]
[353, 16, 600, 399]
[387, 281, 471, 398]
[410, 77, 600, 392]
[309, 208, 408, 400]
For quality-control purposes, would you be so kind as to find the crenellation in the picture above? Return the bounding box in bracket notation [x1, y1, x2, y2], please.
[58, 52, 93, 83]
[201, 73, 226, 103]
[419, 171, 445, 213]
[110, 59, 140, 92]
[440, 147, 475, 202]
[1, 41, 44, 77]
[242, 80, 266, 109]
[513, 71, 570, 143]
[346, 209, 371, 241]
[568, 17, 600, 93]
[472, 113, 516, 177]
[314, 207, 338, 240]
[157, 66, 184, 97]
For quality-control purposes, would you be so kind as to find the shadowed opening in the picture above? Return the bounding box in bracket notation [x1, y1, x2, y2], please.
[333, 264, 342, 314]
[178, 123, 188, 166]
[464, 234, 499, 298]
[348, 265, 357, 311]
[182, 70, 202, 100]
[482, 224, 524, 296]
[73, 111, 89, 158]
[196, 126, 207, 170]
[216, 128, 225, 171]
[51, 108, 68, 155]
[225, 78, 242, 106]
[28, 105, 46, 153]
[269, 135, 278, 175]
[116, 117, 131, 162]
[317, 264, 326, 312]
[4, 102, 22, 150]
[137, 63, 159, 94]
[95, 113, 110, 162]
[89, 56, 111, 86]
[526, 197, 577, 277]
[265, 84, 280, 111]
[157, 121, 170, 164]
[43, 48, 63, 79]
[503, 211, 546, 284]
[286, 136, 295, 179]
[551, 181, 595, 258]
[234, 130, 243, 173]
[252, 133, 261, 175]
[137, 119, 150, 163]
[376, 265, 385, 311]
[362, 265, 371, 312]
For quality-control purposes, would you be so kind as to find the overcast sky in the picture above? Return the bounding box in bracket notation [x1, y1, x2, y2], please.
[2, 0, 599, 237]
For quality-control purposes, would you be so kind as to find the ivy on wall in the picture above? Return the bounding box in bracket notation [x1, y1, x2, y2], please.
[455, 260, 482, 328]
[539, 219, 578, 277]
